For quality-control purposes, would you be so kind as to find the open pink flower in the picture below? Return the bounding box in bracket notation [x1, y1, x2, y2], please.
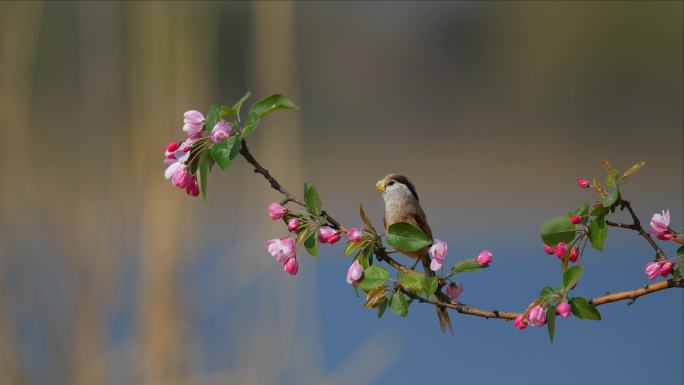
[445, 282, 463, 301]
[429, 239, 448, 271]
[265, 237, 296, 263]
[267, 202, 286, 220]
[513, 315, 528, 330]
[284, 258, 299, 276]
[527, 305, 546, 326]
[577, 178, 590, 188]
[183, 110, 205, 135]
[347, 227, 364, 243]
[210, 121, 232, 143]
[644, 261, 660, 280]
[475, 249, 492, 266]
[346, 260, 363, 284]
[556, 302, 571, 319]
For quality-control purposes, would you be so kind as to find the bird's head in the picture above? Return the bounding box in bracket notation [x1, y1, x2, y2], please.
[375, 174, 420, 203]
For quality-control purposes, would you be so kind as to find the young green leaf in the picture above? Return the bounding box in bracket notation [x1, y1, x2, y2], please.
[676, 246, 684, 256]
[357, 265, 391, 292]
[540, 216, 577, 246]
[539, 286, 554, 300]
[588, 216, 608, 251]
[604, 169, 619, 189]
[204, 104, 221, 132]
[197, 150, 209, 201]
[210, 137, 238, 171]
[448, 259, 488, 275]
[398, 271, 428, 293]
[425, 276, 439, 297]
[389, 291, 409, 317]
[569, 297, 601, 320]
[303, 183, 322, 216]
[386, 222, 432, 252]
[232, 91, 252, 120]
[562, 265, 584, 290]
[228, 135, 241, 160]
[546, 306, 556, 344]
[359, 204, 373, 229]
[304, 232, 318, 257]
[220, 105, 236, 118]
[377, 299, 388, 318]
[590, 204, 609, 217]
[241, 94, 298, 137]
[602, 188, 620, 208]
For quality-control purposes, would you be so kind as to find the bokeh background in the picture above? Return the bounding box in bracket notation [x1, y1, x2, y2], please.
[0, 1, 682, 384]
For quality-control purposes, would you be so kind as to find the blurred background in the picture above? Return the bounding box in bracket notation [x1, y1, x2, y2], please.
[0, 1, 682, 384]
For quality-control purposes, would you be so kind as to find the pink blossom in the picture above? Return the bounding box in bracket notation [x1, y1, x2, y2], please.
[319, 226, 340, 244]
[164, 161, 185, 180]
[577, 178, 590, 188]
[346, 260, 363, 284]
[171, 167, 189, 189]
[267, 202, 286, 220]
[287, 217, 299, 232]
[569, 247, 579, 263]
[644, 261, 660, 280]
[649, 210, 670, 238]
[167, 141, 180, 152]
[430, 258, 443, 272]
[284, 258, 299, 276]
[657, 233, 675, 241]
[347, 227, 364, 243]
[659, 261, 673, 277]
[185, 175, 200, 197]
[543, 244, 556, 255]
[265, 237, 296, 263]
[571, 215, 582, 225]
[556, 302, 571, 319]
[527, 305, 546, 326]
[210, 121, 232, 143]
[183, 110, 205, 135]
[445, 282, 463, 301]
[475, 249, 492, 266]
[513, 315, 528, 330]
[429, 239, 448, 261]
[555, 242, 567, 260]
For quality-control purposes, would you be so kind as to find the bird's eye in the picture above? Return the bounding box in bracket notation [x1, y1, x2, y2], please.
[387, 181, 395, 186]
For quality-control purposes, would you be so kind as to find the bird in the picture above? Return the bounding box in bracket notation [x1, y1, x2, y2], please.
[375, 174, 453, 333]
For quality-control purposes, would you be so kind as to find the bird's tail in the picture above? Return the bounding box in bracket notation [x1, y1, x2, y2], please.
[420, 251, 454, 334]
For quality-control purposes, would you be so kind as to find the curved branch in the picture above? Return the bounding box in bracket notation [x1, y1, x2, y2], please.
[607, 200, 666, 259]
[237, 139, 683, 322]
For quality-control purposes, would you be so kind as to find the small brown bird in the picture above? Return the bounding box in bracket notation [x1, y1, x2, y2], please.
[376, 174, 453, 333]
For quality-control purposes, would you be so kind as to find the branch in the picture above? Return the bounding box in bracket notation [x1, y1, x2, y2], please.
[237, 139, 683, 322]
[606, 200, 666, 259]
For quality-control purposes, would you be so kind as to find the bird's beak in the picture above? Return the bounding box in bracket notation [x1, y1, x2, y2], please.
[375, 179, 385, 193]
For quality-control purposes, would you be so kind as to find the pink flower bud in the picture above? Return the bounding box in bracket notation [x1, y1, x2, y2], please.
[571, 215, 582, 225]
[347, 227, 364, 243]
[171, 167, 189, 189]
[430, 258, 443, 272]
[555, 242, 567, 260]
[167, 141, 180, 152]
[287, 217, 299, 232]
[527, 305, 546, 326]
[267, 202, 286, 220]
[429, 239, 448, 262]
[185, 176, 200, 197]
[513, 315, 528, 330]
[210, 121, 232, 143]
[318, 226, 339, 244]
[656, 232, 675, 241]
[543, 244, 556, 255]
[346, 260, 363, 284]
[184, 110, 205, 124]
[649, 210, 671, 239]
[284, 258, 299, 276]
[445, 282, 463, 301]
[569, 247, 579, 263]
[475, 249, 492, 266]
[556, 302, 571, 319]
[644, 261, 660, 281]
[658, 261, 673, 277]
[577, 178, 590, 188]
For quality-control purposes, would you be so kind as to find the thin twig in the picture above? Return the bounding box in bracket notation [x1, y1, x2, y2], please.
[606, 200, 666, 259]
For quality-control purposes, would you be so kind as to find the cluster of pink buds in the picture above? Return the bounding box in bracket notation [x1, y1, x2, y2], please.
[346, 260, 364, 285]
[163, 110, 209, 197]
[649, 210, 677, 241]
[515, 301, 574, 331]
[428, 239, 448, 271]
[644, 259, 674, 280]
[265, 237, 298, 276]
[445, 282, 463, 301]
[319, 226, 341, 244]
[543, 242, 579, 263]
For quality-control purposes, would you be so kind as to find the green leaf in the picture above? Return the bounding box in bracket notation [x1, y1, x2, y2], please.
[389, 291, 408, 317]
[343, 240, 363, 256]
[590, 205, 609, 217]
[563, 265, 584, 290]
[357, 265, 391, 292]
[399, 271, 428, 293]
[228, 135, 241, 160]
[602, 188, 619, 208]
[539, 286, 554, 299]
[569, 297, 601, 320]
[197, 150, 209, 201]
[241, 94, 298, 137]
[546, 306, 556, 344]
[232, 91, 251, 120]
[386, 222, 432, 252]
[425, 276, 439, 297]
[676, 246, 684, 256]
[210, 137, 238, 171]
[571, 202, 589, 216]
[303, 183, 322, 216]
[204, 104, 221, 132]
[604, 169, 620, 189]
[588, 216, 608, 251]
[540, 216, 577, 246]
[304, 231, 318, 257]
[377, 299, 388, 318]
[448, 259, 488, 275]
[220, 105, 236, 118]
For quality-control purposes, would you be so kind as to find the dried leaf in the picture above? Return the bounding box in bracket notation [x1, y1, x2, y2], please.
[296, 227, 312, 246]
[623, 161, 645, 180]
[359, 204, 372, 228]
[600, 159, 614, 174]
[364, 285, 387, 308]
[592, 178, 607, 198]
